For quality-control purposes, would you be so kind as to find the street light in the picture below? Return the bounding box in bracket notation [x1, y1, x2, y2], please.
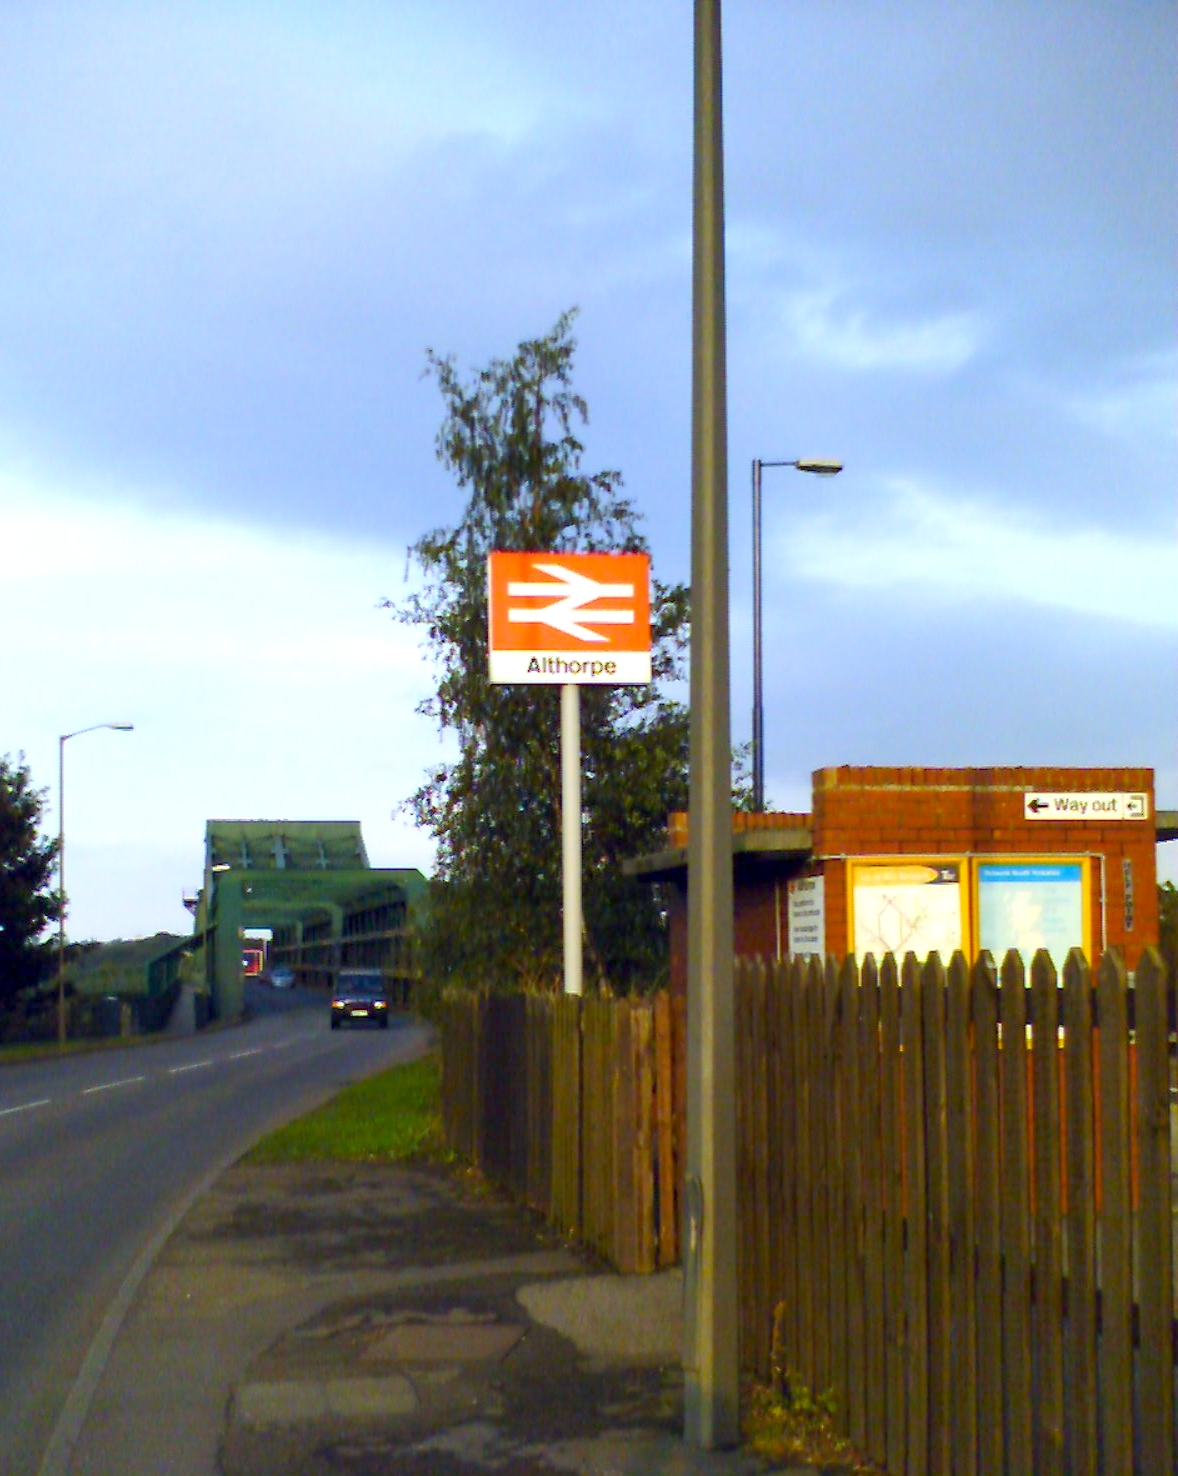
[751, 457, 842, 812]
[58, 722, 134, 1043]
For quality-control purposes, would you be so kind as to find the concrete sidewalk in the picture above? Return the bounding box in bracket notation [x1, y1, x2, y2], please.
[62, 1159, 828, 1476]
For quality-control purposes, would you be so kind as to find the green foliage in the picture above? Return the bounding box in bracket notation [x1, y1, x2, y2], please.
[0, 754, 58, 1010]
[246, 1052, 445, 1163]
[745, 1379, 871, 1473]
[731, 740, 756, 813]
[1159, 880, 1178, 979]
[392, 311, 690, 993]
[65, 933, 187, 997]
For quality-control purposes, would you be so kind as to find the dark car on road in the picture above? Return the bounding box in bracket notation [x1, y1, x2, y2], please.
[331, 969, 390, 1029]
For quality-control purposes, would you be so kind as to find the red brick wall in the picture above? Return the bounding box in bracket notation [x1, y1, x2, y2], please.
[666, 873, 787, 998]
[735, 875, 781, 960]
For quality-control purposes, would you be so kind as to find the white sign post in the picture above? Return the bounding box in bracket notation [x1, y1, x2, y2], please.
[560, 683, 583, 997]
[487, 552, 652, 996]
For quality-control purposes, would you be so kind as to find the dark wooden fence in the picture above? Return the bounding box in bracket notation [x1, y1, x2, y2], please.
[440, 989, 684, 1272]
[438, 946, 1175, 1475]
[735, 947, 1175, 1476]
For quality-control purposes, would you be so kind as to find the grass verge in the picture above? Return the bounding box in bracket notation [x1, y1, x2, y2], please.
[246, 1049, 446, 1164]
[0, 1035, 152, 1066]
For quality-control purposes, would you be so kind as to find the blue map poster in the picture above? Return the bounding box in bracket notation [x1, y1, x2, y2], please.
[976, 860, 1087, 968]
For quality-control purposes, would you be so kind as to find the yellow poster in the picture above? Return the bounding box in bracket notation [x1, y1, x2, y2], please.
[849, 859, 966, 963]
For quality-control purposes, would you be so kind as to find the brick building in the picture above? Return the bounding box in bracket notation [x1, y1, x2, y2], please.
[626, 766, 1176, 995]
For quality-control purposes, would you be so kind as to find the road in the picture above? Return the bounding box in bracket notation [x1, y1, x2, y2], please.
[0, 983, 430, 1476]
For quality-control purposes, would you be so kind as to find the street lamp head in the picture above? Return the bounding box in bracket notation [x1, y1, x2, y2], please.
[794, 459, 843, 476]
[61, 721, 135, 742]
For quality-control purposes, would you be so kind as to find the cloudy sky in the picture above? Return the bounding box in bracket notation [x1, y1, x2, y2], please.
[2, 1, 1174, 942]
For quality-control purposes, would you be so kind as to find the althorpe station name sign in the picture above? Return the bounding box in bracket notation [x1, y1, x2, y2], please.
[487, 551, 652, 685]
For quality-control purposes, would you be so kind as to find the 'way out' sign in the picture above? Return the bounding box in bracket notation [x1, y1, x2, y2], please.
[1024, 791, 1150, 821]
[487, 551, 652, 684]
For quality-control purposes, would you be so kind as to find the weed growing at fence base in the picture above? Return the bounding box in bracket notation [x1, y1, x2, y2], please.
[743, 1300, 878, 1473]
[744, 1378, 876, 1474]
[246, 1050, 447, 1164]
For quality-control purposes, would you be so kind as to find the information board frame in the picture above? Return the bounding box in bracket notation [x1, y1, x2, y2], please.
[846, 856, 970, 964]
[972, 855, 1092, 969]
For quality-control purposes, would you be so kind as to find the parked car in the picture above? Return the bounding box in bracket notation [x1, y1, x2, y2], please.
[269, 964, 296, 990]
[331, 969, 389, 1029]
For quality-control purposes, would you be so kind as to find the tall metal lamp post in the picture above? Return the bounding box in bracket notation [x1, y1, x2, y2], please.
[58, 722, 134, 1043]
[751, 457, 842, 812]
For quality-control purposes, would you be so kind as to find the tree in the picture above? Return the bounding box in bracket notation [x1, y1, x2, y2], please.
[0, 754, 58, 1009]
[1159, 880, 1178, 981]
[393, 310, 691, 992]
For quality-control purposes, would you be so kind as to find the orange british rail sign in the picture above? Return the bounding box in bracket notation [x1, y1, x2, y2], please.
[486, 551, 652, 685]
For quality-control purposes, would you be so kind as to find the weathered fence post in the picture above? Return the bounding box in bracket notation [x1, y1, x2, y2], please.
[922, 952, 951, 1476]
[1096, 949, 1133, 1473]
[839, 953, 865, 1453]
[654, 990, 677, 1266]
[1000, 950, 1034, 1474]
[1062, 948, 1097, 1476]
[825, 954, 848, 1422]
[973, 952, 1003, 1476]
[946, 951, 977, 1476]
[880, 952, 905, 1476]
[901, 952, 928, 1476]
[778, 955, 802, 1382]
[858, 953, 887, 1469]
[1135, 947, 1175, 1473]
[1031, 951, 1064, 1476]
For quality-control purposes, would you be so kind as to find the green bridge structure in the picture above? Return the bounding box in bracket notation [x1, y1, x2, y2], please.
[191, 820, 427, 1019]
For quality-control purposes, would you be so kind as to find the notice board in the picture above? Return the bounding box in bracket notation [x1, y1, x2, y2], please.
[848, 859, 967, 963]
[975, 858, 1090, 968]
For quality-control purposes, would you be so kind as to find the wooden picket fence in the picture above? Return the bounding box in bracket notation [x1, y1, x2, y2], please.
[736, 947, 1176, 1476]
[439, 947, 1175, 1475]
[439, 988, 684, 1272]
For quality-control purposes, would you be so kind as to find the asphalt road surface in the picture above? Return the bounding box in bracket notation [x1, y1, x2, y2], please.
[0, 982, 430, 1476]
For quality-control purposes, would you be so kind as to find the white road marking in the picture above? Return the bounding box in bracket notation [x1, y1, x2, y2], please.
[82, 1076, 146, 1096]
[3, 1029, 318, 1126]
[0, 1097, 52, 1118]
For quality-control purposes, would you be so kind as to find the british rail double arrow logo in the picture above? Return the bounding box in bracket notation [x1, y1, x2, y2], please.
[505, 562, 637, 643]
